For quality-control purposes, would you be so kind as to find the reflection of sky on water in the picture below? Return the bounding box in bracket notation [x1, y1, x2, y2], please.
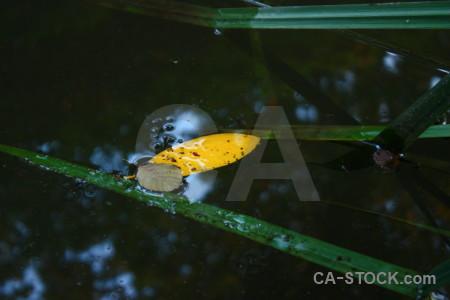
[293, 90, 319, 122]
[64, 240, 147, 299]
[65, 240, 115, 274]
[135, 104, 217, 159]
[378, 102, 390, 123]
[184, 171, 217, 202]
[95, 272, 138, 300]
[0, 264, 45, 300]
[382, 51, 402, 73]
[0, 238, 158, 299]
[171, 111, 207, 140]
[429, 75, 441, 88]
[335, 70, 355, 93]
[90, 145, 126, 173]
[36, 140, 61, 154]
[295, 104, 318, 122]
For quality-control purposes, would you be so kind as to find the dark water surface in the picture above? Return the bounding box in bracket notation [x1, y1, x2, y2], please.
[1, 1, 450, 299]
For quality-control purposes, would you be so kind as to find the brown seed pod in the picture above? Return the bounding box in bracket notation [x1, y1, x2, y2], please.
[136, 163, 182, 192]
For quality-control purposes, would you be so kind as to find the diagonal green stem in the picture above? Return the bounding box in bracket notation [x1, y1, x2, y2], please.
[91, 0, 450, 29]
[1, 144, 422, 297]
[373, 74, 450, 152]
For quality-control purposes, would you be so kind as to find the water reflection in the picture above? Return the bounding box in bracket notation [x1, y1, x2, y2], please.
[382, 52, 402, 73]
[295, 104, 318, 122]
[63, 241, 150, 299]
[65, 240, 115, 274]
[36, 140, 61, 154]
[183, 171, 218, 202]
[378, 102, 390, 123]
[94, 272, 138, 300]
[294, 90, 319, 122]
[335, 70, 355, 93]
[90, 145, 126, 173]
[0, 263, 45, 300]
[429, 75, 441, 88]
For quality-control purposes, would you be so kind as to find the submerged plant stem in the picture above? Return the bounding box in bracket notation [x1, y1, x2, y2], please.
[223, 124, 450, 140]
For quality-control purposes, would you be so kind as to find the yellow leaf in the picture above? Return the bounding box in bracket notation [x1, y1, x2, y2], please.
[150, 133, 260, 176]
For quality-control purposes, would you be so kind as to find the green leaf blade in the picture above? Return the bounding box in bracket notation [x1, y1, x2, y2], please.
[0, 144, 424, 297]
[92, 0, 450, 29]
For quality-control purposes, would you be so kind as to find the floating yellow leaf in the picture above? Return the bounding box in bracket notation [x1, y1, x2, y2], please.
[150, 133, 260, 176]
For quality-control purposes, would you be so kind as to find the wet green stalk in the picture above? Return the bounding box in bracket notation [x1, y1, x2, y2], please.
[373, 74, 450, 152]
[91, 0, 450, 29]
[0, 144, 422, 297]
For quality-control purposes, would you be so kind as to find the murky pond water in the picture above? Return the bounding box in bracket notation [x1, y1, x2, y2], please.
[1, 1, 450, 299]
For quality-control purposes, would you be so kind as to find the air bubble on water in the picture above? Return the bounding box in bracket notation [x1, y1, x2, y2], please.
[135, 104, 218, 163]
[161, 134, 176, 144]
[165, 115, 175, 122]
[151, 118, 163, 125]
[213, 28, 222, 35]
[163, 124, 174, 131]
[150, 127, 160, 134]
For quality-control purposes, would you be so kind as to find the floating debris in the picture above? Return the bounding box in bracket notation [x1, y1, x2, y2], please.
[136, 163, 182, 192]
